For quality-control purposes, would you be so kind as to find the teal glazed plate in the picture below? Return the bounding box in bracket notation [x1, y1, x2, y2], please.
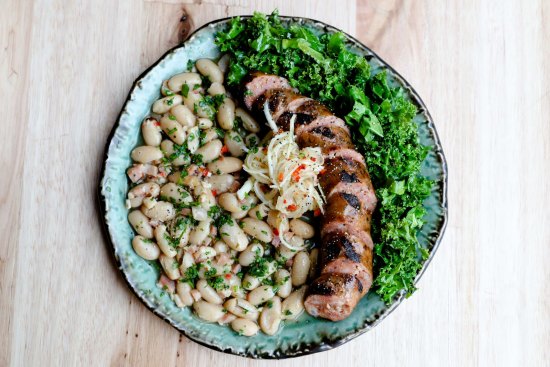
[98, 16, 448, 359]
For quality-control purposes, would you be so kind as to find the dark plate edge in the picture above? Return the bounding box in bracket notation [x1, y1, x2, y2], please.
[96, 14, 449, 360]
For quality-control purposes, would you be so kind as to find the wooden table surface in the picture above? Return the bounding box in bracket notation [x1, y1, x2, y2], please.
[1, 0, 549, 366]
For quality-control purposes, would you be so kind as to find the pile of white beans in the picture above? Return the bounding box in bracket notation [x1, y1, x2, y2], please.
[126, 57, 319, 336]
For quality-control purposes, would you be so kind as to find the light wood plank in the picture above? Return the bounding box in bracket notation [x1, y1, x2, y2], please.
[0, 0, 549, 366]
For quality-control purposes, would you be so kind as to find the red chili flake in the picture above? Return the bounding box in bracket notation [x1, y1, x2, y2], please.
[220, 145, 229, 154]
[199, 167, 210, 176]
[287, 204, 297, 211]
[211, 190, 218, 197]
[283, 199, 287, 204]
[273, 228, 279, 236]
[224, 273, 232, 279]
[292, 164, 306, 182]
[320, 168, 327, 175]
[314, 209, 321, 217]
[153, 120, 161, 127]
[278, 172, 284, 182]
[311, 157, 317, 162]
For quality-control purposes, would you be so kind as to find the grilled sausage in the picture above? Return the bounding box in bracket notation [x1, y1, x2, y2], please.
[242, 72, 377, 321]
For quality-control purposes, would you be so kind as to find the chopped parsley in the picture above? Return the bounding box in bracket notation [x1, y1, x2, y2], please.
[181, 84, 190, 97]
[180, 264, 199, 287]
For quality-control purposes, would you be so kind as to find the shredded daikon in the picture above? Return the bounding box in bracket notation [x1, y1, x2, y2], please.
[243, 104, 326, 250]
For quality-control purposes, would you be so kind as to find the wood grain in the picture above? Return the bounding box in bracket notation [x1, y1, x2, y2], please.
[0, 0, 548, 366]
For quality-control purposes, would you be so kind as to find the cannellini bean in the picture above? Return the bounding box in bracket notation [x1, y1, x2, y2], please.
[159, 254, 181, 280]
[242, 274, 260, 291]
[291, 251, 310, 286]
[231, 318, 259, 336]
[190, 289, 202, 302]
[152, 95, 183, 114]
[160, 115, 186, 145]
[193, 301, 225, 322]
[128, 210, 153, 238]
[142, 201, 176, 222]
[196, 279, 223, 304]
[189, 220, 211, 246]
[195, 246, 217, 262]
[242, 260, 277, 291]
[142, 197, 156, 210]
[207, 82, 225, 96]
[281, 286, 307, 320]
[224, 298, 259, 321]
[248, 204, 268, 220]
[131, 146, 163, 164]
[127, 182, 160, 208]
[241, 218, 273, 243]
[289, 219, 315, 239]
[197, 118, 213, 129]
[195, 139, 222, 163]
[217, 97, 235, 130]
[160, 183, 191, 204]
[141, 118, 162, 147]
[309, 248, 319, 280]
[231, 210, 247, 220]
[160, 140, 189, 166]
[205, 174, 235, 194]
[276, 245, 297, 262]
[248, 285, 275, 306]
[179, 251, 195, 272]
[168, 72, 201, 92]
[220, 218, 249, 251]
[189, 93, 215, 119]
[192, 206, 208, 221]
[207, 157, 242, 174]
[224, 131, 246, 157]
[132, 235, 160, 260]
[217, 54, 230, 73]
[274, 269, 292, 298]
[170, 104, 196, 128]
[187, 126, 200, 154]
[161, 80, 173, 96]
[218, 313, 237, 325]
[176, 282, 194, 306]
[201, 128, 219, 145]
[213, 241, 228, 253]
[154, 225, 177, 257]
[259, 296, 282, 335]
[238, 243, 264, 267]
[235, 108, 260, 133]
[168, 219, 190, 246]
[218, 192, 241, 213]
[196, 58, 224, 83]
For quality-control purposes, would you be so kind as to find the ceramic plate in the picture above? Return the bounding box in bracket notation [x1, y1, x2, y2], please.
[98, 16, 448, 359]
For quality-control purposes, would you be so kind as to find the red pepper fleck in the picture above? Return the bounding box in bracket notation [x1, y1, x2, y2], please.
[320, 168, 327, 175]
[220, 145, 229, 154]
[224, 273, 232, 279]
[314, 209, 321, 217]
[199, 167, 210, 176]
[273, 228, 279, 236]
[211, 190, 217, 197]
[311, 157, 317, 162]
[153, 120, 161, 127]
[287, 204, 297, 212]
[283, 199, 287, 204]
[278, 172, 284, 182]
[292, 164, 306, 182]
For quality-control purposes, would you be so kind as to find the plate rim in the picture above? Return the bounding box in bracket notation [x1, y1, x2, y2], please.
[97, 14, 448, 359]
